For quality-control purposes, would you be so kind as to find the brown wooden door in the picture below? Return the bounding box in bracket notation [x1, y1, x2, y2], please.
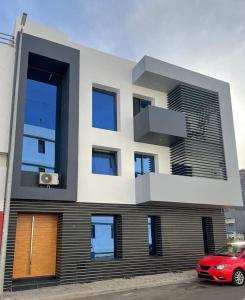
[13, 214, 58, 279]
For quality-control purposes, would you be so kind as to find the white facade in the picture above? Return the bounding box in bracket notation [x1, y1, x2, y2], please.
[0, 44, 15, 211]
[3, 17, 241, 207]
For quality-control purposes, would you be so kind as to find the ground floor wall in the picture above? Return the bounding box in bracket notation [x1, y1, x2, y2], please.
[4, 200, 226, 291]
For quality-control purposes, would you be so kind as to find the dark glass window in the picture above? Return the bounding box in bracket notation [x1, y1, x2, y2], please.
[91, 215, 116, 259]
[21, 78, 57, 173]
[148, 216, 157, 255]
[202, 217, 215, 254]
[39, 167, 45, 173]
[133, 97, 151, 116]
[92, 88, 117, 131]
[135, 153, 155, 177]
[92, 150, 117, 176]
[38, 140, 45, 154]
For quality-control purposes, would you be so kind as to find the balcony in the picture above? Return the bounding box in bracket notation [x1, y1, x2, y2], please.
[135, 173, 243, 207]
[134, 105, 187, 147]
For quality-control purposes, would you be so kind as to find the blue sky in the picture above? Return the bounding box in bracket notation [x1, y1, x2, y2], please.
[2, 0, 245, 167]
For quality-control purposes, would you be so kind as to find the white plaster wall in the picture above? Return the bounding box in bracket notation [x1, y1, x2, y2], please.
[78, 47, 170, 204]
[0, 154, 7, 211]
[0, 44, 15, 153]
[14, 16, 69, 45]
[0, 44, 15, 211]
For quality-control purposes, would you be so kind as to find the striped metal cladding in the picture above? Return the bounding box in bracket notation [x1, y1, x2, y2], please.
[167, 84, 227, 180]
[5, 200, 226, 291]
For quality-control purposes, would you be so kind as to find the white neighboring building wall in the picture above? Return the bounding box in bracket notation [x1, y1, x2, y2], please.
[0, 44, 15, 211]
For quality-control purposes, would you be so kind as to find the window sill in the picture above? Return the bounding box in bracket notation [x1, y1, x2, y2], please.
[92, 126, 119, 133]
[90, 257, 123, 262]
[92, 173, 119, 177]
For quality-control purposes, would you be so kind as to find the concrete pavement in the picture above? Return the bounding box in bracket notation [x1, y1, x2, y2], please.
[4, 270, 195, 300]
[85, 281, 245, 300]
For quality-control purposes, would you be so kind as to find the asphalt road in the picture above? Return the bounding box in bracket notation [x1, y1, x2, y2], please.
[84, 280, 245, 300]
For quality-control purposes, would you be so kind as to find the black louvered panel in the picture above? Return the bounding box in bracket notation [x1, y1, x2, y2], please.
[167, 84, 227, 180]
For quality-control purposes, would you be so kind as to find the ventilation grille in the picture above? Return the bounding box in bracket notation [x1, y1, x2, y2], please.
[168, 84, 227, 180]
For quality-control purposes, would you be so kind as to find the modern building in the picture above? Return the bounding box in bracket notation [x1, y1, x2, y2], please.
[225, 169, 245, 238]
[0, 16, 242, 291]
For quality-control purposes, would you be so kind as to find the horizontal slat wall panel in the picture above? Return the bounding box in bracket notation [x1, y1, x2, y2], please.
[4, 200, 226, 290]
[168, 84, 227, 180]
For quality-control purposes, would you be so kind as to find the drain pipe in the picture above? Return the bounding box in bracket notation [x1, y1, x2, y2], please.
[0, 13, 27, 299]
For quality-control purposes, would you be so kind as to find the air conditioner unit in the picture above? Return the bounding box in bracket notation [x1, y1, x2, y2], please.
[39, 172, 59, 186]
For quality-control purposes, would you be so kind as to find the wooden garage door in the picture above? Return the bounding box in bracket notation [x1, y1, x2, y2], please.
[13, 214, 58, 279]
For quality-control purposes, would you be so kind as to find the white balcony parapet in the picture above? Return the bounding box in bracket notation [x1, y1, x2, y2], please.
[135, 173, 243, 207]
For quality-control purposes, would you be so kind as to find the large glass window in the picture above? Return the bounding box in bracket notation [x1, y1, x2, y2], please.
[21, 78, 58, 173]
[148, 216, 157, 256]
[92, 88, 117, 131]
[134, 153, 155, 177]
[91, 215, 116, 259]
[92, 149, 117, 176]
[133, 97, 151, 116]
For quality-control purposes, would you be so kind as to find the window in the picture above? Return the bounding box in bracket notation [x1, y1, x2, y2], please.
[38, 140, 45, 154]
[92, 88, 117, 131]
[39, 167, 45, 173]
[134, 153, 155, 177]
[148, 216, 157, 256]
[21, 74, 58, 173]
[202, 217, 215, 254]
[92, 149, 117, 176]
[91, 215, 116, 259]
[133, 97, 151, 116]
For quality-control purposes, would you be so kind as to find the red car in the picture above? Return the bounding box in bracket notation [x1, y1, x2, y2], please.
[196, 242, 245, 286]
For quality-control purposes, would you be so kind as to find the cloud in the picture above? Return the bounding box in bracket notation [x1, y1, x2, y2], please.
[2, 0, 245, 167]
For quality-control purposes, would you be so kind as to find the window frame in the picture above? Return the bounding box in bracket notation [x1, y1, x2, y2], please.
[148, 216, 158, 256]
[134, 153, 155, 177]
[92, 148, 118, 176]
[92, 87, 118, 131]
[202, 216, 215, 255]
[90, 214, 118, 260]
[133, 97, 152, 116]
[21, 70, 59, 173]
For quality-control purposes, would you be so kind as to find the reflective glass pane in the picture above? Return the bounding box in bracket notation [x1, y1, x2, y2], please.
[140, 99, 151, 110]
[21, 79, 57, 172]
[134, 154, 154, 177]
[135, 156, 142, 177]
[143, 156, 155, 173]
[133, 97, 151, 116]
[148, 216, 157, 255]
[92, 151, 117, 175]
[91, 216, 115, 259]
[148, 217, 152, 248]
[92, 89, 117, 131]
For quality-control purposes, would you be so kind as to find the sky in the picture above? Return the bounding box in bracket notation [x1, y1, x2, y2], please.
[2, 0, 245, 168]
